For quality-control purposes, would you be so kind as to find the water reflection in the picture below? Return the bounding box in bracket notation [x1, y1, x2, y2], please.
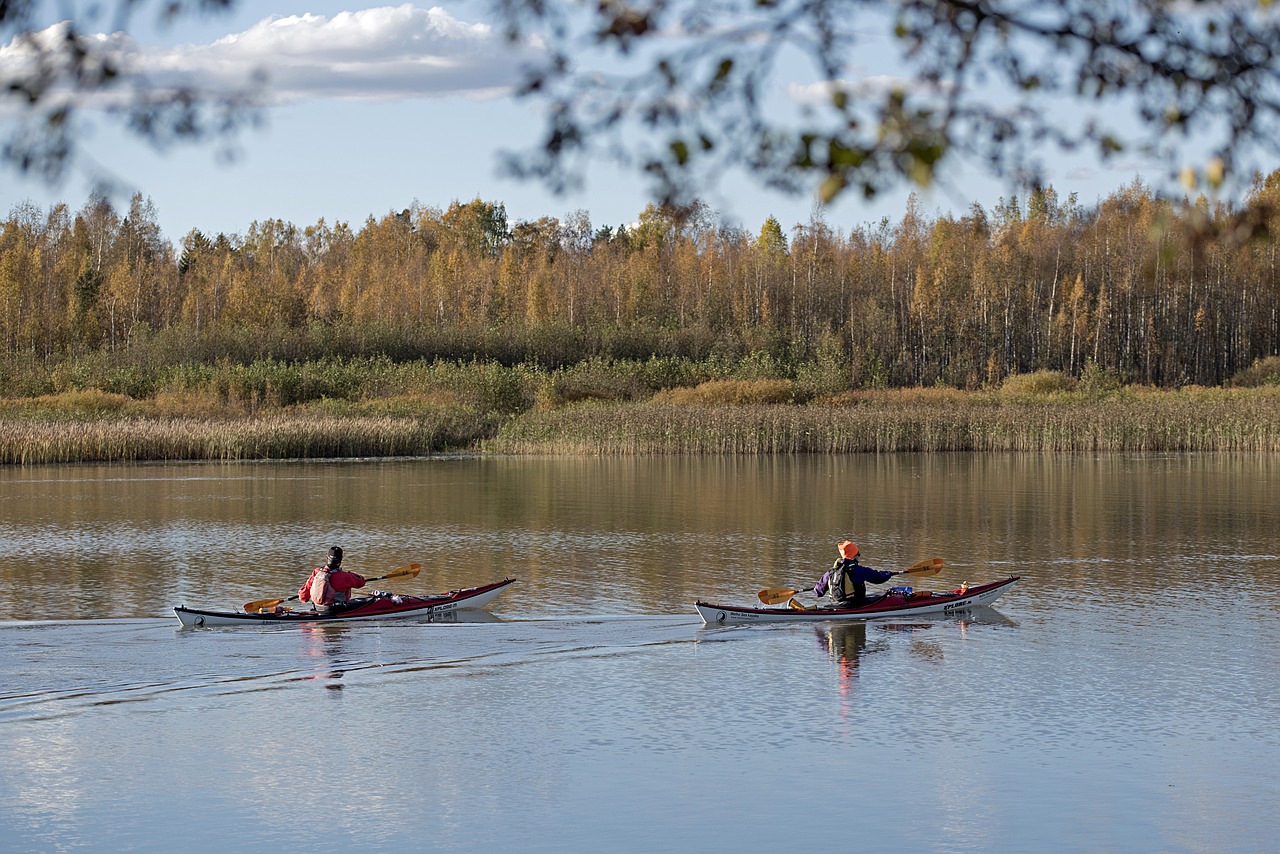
[2, 455, 1278, 623]
[813, 609, 1022, 714]
[957, 607, 1019, 628]
[1, 455, 1276, 853]
[298, 624, 350, 690]
[815, 622, 881, 681]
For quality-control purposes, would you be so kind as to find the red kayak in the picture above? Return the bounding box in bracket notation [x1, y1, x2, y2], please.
[175, 578, 515, 627]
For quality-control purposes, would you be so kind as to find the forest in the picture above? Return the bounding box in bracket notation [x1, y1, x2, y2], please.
[2, 172, 1280, 398]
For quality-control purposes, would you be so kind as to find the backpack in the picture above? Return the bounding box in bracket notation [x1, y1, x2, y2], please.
[826, 560, 853, 602]
[309, 568, 336, 606]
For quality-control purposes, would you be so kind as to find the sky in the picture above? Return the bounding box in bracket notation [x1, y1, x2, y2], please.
[0, 1, 1226, 246]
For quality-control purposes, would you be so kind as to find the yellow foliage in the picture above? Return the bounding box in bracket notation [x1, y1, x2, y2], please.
[147, 391, 235, 418]
[824, 387, 975, 407]
[652, 378, 798, 405]
[998, 370, 1077, 398]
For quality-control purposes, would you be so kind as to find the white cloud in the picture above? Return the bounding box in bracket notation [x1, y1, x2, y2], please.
[1, 5, 545, 107]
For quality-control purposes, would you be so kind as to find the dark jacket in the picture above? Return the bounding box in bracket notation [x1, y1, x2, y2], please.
[814, 559, 894, 602]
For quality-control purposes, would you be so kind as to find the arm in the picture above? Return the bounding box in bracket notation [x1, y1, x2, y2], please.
[298, 569, 315, 603]
[851, 564, 895, 585]
[813, 569, 831, 597]
[867, 567, 895, 585]
[333, 570, 366, 594]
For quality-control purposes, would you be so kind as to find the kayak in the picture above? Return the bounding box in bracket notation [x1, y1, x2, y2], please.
[694, 576, 1018, 624]
[174, 578, 515, 627]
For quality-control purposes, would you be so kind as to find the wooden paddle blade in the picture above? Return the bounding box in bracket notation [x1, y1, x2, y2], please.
[243, 597, 284, 613]
[788, 598, 807, 611]
[758, 587, 802, 605]
[375, 563, 421, 582]
[900, 558, 944, 576]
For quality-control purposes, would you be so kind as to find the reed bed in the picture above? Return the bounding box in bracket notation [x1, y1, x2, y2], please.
[0, 413, 487, 465]
[490, 391, 1280, 454]
[4, 385, 1277, 463]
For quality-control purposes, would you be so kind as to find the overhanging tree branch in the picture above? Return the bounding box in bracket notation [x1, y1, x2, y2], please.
[1, 0, 257, 185]
[492, 0, 1280, 208]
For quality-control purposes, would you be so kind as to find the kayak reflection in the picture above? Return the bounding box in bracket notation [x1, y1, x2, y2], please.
[817, 614, 1018, 682]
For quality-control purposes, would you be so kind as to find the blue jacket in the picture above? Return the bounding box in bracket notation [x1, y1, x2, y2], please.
[814, 559, 894, 596]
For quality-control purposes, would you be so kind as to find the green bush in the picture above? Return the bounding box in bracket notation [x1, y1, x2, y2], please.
[1079, 360, 1124, 398]
[421, 360, 539, 415]
[538, 358, 634, 407]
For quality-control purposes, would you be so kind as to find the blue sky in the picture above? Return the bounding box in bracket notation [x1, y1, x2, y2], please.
[0, 2, 1210, 245]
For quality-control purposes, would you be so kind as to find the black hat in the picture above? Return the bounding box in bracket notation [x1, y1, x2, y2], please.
[326, 546, 343, 566]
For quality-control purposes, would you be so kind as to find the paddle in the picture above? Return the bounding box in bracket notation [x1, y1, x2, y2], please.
[243, 563, 422, 613]
[757, 557, 944, 605]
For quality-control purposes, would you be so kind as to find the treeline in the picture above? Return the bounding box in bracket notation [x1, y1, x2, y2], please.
[3, 176, 1280, 390]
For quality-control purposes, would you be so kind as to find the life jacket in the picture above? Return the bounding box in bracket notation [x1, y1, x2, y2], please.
[826, 559, 862, 603]
[825, 560, 850, 602]
[309, 568, 336, 606]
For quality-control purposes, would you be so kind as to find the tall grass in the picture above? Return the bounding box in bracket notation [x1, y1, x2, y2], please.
[0, 411, 493, 465]
[4, 360, 1279, 463]
[490, 388, 1280, 454]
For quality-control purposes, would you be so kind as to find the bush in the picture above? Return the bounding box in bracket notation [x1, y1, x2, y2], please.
[999, 370, 1077, 399]
[0, 389, 139, 418]
[423, 360, 539, 415]
[1232, 356, 1280, 387]
[652, 378, 803, 405]
[634, 356, 718, 392]
[1079, 360, 1124, 398]
[732, 350, 792, 380]
[537, 357, 640, 407]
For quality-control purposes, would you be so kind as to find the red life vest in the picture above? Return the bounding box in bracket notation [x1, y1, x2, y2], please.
[309, 569, 336, 606]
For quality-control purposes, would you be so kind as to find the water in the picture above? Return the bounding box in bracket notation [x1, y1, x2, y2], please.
[2, 455, 1278, 852]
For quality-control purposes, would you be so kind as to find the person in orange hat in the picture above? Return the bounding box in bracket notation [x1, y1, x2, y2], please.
[813, 540, 894, 607]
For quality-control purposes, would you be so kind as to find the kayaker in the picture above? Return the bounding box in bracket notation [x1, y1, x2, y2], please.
[298, 546, 367, 613]
[813, 540, 894, 607]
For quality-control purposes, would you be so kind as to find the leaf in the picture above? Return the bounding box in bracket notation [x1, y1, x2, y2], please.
[819, 173, 847, 203]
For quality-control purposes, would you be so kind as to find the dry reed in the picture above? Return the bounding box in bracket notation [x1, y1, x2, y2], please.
[0, 413, 484, 465]
[489, 390, 1280, 454]
[5, 387, 1278, 463]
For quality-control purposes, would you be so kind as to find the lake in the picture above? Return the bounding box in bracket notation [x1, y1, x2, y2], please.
[2, 454, 1278, 852]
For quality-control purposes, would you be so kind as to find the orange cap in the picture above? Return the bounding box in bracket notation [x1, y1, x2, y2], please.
[837, 540, 859, 559]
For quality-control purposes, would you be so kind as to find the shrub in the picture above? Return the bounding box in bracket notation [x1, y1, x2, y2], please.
[634, 356, 718, 391]
[0, 389, 139, 418]
[999, 370, 1077, 399]
[1079, 360, 1123, 398]
[652, 378, 802, 405]
[732, 350, 792, 380]
[147, 391, 233, 418]
[1232, 356, 1280, 387]
[537, 357, 638, 407]
[425, 360, 539, 415]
